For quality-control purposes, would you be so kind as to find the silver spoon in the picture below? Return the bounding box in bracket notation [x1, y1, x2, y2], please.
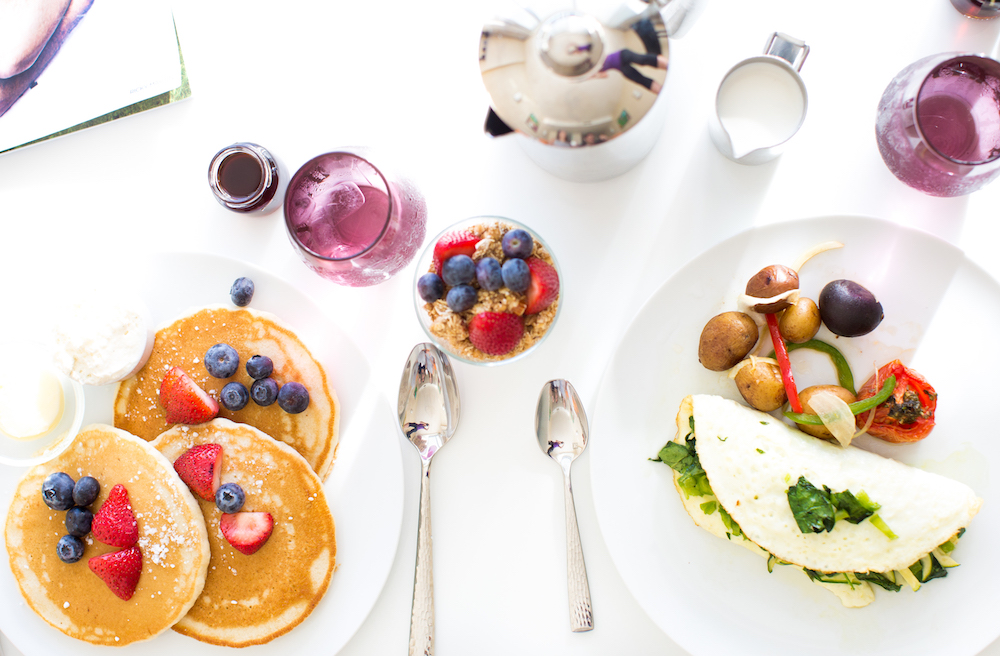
[398, 343, 460, 656]
[535, 378, 594, 632]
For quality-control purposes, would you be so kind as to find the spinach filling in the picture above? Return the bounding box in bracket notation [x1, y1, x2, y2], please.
[654, 417, 744, 540]
[790, 533, 964, 594]
[654, 417, 712, 499]
[856, 571, 903, 592]
[786, 476, 879, 534]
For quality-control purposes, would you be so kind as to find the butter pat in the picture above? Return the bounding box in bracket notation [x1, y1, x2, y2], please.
[52, 294, 154, 386]
[0, 349, 64, 439]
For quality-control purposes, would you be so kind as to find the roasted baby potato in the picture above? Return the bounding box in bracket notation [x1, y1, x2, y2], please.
[698, 312, 758, 372]
[733, 358, 786, 411]
[778, 297, 821, 344]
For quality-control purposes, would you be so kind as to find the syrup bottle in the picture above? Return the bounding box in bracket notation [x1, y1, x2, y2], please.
[208, 142, 284, 213]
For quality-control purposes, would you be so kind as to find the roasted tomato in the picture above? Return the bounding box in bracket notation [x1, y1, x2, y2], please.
[855, 360, 937, 443]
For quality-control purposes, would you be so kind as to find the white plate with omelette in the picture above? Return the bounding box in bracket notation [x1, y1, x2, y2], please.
[591, 216, 1000, 656]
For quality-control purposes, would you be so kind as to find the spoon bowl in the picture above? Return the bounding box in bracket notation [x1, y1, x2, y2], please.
[536, 379, 589, 470]
[398, 343, 460, 656]
[399, 342, 460, 460]
[535, 378, 593, 633]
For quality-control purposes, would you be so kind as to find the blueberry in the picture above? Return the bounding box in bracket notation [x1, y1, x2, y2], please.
[215, 482, 246, 513]
[446, 284, 477, 313]
[442, 255, 476, 286]
[220, 381, 250, 411]
[72, 476, 100, 507]
[251, 377, 279, 406]
[502, 229, 534, 259]
[65, 507, 93, 537]
[476, 257, 503, 291]
[205, 343, 240, 378]
[417, 273, 445, 303]
[56, 535, 84, 563]
[245, 355, 273, 380]
[42, 472, 75, 511]
[230, 277, 254, 307]
[277, 381, 310, 414]
[501, 258, 531, 293]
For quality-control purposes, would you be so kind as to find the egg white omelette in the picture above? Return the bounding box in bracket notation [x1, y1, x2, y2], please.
[660, 394, 982, 607]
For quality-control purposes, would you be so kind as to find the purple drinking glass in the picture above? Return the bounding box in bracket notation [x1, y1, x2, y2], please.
[284, 149, 427, 287]
[950, 0, 1000, 18]
[875, 53, 1000, 197]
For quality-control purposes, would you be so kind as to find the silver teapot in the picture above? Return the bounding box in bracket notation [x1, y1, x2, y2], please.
[479, 0, 703, 182]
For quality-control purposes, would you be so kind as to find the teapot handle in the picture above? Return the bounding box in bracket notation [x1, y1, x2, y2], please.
[484, 107, 514, 137]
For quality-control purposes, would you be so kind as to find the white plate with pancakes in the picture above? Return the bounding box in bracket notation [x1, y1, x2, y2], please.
[0, 252, 404, 655]
[590, 216, 1000, 656]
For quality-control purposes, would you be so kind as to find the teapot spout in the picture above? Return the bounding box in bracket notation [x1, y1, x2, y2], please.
[485, 107, 515, 137]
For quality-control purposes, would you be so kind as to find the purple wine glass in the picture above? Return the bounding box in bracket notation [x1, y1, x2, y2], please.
[950, 0, 1000, 18]
[284, 148, 427, 287]
[875, 53, 1000, 196]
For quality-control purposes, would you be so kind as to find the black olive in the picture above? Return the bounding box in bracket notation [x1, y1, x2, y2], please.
[818, 280, 884, 337]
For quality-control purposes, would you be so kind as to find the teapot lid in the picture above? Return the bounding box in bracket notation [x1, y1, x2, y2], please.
[480, 7, 669, 147]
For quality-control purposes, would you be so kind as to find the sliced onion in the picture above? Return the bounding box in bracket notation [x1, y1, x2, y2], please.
[791, 241, 844, 272]
[728, 355, 779, 379]
[737, 289, 800, 315]
[807, 391, 857, 447]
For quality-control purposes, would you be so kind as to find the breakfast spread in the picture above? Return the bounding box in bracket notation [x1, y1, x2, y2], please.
[5, 424, 210, 646]
[152, 418, 336, 647]
[657, 395, 981, 607]
[417, 219, 560, 362]
[113, 305, 339, 480]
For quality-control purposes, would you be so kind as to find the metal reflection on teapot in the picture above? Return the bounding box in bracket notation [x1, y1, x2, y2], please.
[479, 1, 687, 182]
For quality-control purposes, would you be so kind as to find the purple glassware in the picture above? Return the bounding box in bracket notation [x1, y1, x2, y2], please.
[284, 149, 427, 287]
[875, 53, 1000, 197]
[950, 0, 1000, 18]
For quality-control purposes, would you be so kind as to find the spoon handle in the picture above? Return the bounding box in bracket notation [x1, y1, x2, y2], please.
[409, 459, 435, 656]
[563, 469, 594, 632]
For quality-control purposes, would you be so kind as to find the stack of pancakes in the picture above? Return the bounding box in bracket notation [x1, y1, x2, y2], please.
[5, 306, 340, 647]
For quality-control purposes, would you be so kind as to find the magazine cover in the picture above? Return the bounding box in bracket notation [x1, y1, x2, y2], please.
[0, 0, 187, 154]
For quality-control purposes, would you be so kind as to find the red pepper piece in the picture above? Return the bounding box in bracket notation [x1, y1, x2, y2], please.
[766, 313, 802, 413]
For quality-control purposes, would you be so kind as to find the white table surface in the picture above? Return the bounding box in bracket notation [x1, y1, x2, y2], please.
[3, 1, 1000, 654]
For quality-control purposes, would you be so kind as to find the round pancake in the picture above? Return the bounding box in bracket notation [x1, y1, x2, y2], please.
[151, 418, 336, 647]
[5, 424, 210, 646]
[114, 306, 339, 480]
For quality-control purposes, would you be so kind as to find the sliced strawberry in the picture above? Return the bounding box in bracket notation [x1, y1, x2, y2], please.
[432, 229, 480, 275]
[91, 484, 138, 548]
[525, 257, 560, 314]
[89, 545, 142, 601]
[159, 366, 219, 425]
[467, 312, 524, 355]
[173, 443, 223, 501]
[220, 511, 274, 555]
